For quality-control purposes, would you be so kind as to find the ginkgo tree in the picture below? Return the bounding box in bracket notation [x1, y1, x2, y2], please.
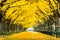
[0, 0, 60, 31]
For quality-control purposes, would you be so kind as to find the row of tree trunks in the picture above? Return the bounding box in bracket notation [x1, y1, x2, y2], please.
[1, 18, 23, 34]
[55, 14, 60, 37]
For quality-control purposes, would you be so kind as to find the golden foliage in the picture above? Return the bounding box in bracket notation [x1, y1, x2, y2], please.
[0, 0, 2, 3]
[4, 32, 60, 40]
[1, 0, 58, 28]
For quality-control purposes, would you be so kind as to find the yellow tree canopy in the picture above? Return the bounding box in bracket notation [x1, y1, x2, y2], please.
[0, 0, 2, 3]
[1, 0, 58, 28]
